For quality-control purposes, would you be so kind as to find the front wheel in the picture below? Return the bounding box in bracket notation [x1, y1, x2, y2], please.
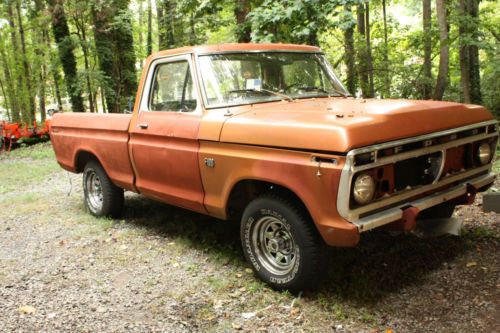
[240, 194, 325, 292]
[83, 160, 124, 218]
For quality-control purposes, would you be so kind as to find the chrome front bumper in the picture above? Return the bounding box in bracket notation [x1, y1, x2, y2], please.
[353, 171, 495, 232]
[337, 120, 498, 233]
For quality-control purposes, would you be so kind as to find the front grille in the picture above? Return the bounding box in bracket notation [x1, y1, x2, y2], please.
[346, 121, 499, 211]
[394, 152, 441, 191]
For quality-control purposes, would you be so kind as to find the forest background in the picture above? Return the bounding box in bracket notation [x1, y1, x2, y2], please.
[0, 0, 498, 123]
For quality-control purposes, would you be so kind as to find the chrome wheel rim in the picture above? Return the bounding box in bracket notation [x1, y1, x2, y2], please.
[86, 170, 103, 211]
[252, 216, 297, 275]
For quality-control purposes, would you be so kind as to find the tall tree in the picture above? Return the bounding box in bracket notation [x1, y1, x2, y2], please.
[356, 3, 374, 98]
[70, 0, 96, 113]
[6, 0, 28, 121]
[0, 26, 20, 122]
[47, 0, 85, 112]
[459, 0, 481, 104]
[15, 0, 36, 121]
[365, 2, 374, 97]
[342, 4, 357, 95]
[422, 0, 432, 99]
[147, 0, 152, 55]
[92, 0, 137, 113]
[381, 0, 390, 97]
[157, 0, 175, 50]
[235, 0, 251, 42]
[433, 0, 449, 100]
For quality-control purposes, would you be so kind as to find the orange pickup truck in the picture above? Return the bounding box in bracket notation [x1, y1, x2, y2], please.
[51, 43, 498, 291]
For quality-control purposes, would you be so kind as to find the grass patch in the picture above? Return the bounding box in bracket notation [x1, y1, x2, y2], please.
[0, 143, 59, 194]
[493, 147, 500, 173]
[0, 141, 54, 160]
[0, 159, 60, 194]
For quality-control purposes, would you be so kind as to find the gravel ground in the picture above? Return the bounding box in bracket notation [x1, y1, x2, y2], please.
[0, 144, 499, 332]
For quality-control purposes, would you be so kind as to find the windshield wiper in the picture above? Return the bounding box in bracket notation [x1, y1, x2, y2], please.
[228, 89, 293, 102]
[296, 86, 349, 98]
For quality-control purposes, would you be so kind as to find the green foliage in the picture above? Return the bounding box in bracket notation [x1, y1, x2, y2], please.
[0, 0, 499, 116]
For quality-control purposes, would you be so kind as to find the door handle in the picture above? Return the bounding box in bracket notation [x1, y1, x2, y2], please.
[138, 123, 148, 129]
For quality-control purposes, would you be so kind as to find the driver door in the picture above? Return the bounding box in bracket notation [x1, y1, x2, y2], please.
[128, 55, 206, 213]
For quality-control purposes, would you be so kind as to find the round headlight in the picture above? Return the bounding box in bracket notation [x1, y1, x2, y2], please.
[353, 173, 376, 205]
[478, 142, 491, 165]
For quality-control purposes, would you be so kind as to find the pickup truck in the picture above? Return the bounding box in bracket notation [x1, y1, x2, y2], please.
[51, 43, 498, 291]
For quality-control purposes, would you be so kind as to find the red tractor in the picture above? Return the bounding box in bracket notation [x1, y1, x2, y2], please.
[0, 120, 51, 152]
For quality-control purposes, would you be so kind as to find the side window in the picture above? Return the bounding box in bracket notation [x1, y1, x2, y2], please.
[149, 60, 197, 112]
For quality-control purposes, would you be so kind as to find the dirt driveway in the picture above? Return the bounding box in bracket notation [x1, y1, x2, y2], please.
[1, 143, 499, 332]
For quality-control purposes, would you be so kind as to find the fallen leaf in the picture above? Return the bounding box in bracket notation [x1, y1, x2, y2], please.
[231, 322, 243, 330]
[242, 312, 256, 319]
[18, 306, 36, 314]
[290, 307, 300, 316]
[466, 261, 477, 267]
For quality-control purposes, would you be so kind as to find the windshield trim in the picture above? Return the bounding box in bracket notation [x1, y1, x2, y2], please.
[194, 51, 349, 110]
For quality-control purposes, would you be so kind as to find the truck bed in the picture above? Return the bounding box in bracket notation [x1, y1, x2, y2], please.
[50, 113, 135, 191]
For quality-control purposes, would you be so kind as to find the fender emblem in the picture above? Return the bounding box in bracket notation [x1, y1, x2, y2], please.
[204, 158, 215, 168]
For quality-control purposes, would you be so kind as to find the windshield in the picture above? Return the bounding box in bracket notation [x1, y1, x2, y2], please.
[198, 52, 349, 108]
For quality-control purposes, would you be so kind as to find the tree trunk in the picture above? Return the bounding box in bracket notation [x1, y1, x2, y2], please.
[74, 15, 95, 113]
[382, 0, 390, 97]
[0, 45, 20, 122]
[15, 0, 37, 122]
[189, 12, 196, 45]
[343, 5, 357, 95]
[422, 0, 432, 99]
[356, 4, 369, 98]
[365, 3, 374, 97]
[157, 3, 165, 49]
[468, 0, 481, 104]
[47, 0, 85, 113]
[39, 70, 46, 122]
[459, 0, 481, 104]
[235, 0, 251, 43]
[0, 78, 11, 121]
[433, 0, 449, 100]
[458, 1, 470, 102]
[147, 0, 152, 55]
[158, 1, 175, 50]
[138, 0, 144, 66]
[6, 1, 25, 122]
[92, 0, 137, 113]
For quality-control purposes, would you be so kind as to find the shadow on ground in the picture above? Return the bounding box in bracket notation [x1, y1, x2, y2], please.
[119, 194, 480, 306]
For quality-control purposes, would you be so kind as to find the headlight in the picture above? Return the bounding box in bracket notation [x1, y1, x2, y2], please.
[478, 142, 491, 165]
[353, 173, 376, 205]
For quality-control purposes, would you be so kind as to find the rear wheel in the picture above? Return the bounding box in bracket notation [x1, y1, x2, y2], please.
[240, 194, 325, 292]
[83, 160, 123, 218]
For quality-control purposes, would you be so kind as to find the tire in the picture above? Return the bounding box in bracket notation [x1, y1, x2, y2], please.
[240, 194, 325, 292]
[83, 160, 124, 218]
[418, 202, 456, 220]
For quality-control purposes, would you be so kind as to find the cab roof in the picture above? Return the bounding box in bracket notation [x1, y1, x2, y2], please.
[151, 43, 322, 59]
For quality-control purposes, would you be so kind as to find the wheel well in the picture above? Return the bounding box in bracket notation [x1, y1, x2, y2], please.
[75, 151, 99, 173]
[226, 180, 311, 223]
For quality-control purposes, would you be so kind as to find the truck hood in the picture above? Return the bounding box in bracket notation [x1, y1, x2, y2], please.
[219, 98, 494, 153]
